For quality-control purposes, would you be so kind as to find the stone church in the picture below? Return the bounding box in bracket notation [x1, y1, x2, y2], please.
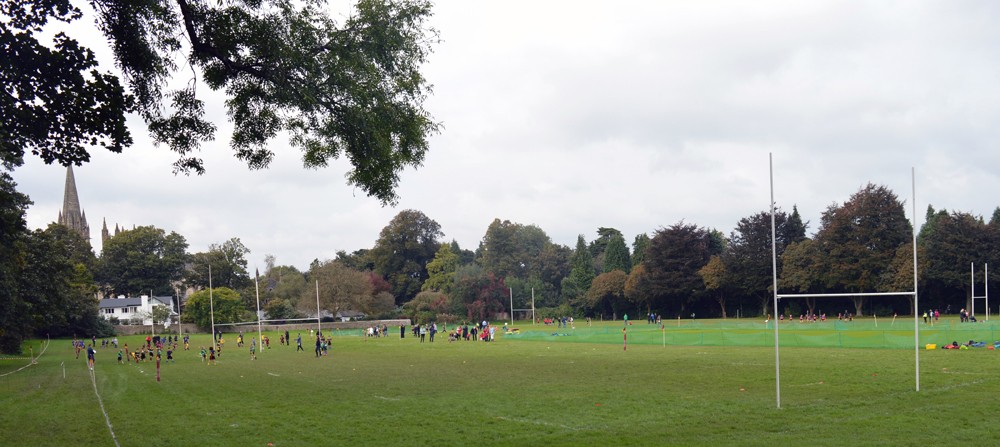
[57, 165, 121, 244]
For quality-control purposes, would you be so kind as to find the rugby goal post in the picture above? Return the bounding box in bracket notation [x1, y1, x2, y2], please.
[971, 263, 989, 321]
[509, 287, 537, 325]
[769, 154, 920, 409]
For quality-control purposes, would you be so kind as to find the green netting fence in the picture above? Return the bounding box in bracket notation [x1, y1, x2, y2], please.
[502, 320, 1000, 349]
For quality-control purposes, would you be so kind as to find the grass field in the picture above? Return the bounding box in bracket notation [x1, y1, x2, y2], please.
[2, 319, 999, 446]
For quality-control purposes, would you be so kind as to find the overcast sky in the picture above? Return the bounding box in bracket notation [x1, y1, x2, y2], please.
[12, 1, 1000, 272]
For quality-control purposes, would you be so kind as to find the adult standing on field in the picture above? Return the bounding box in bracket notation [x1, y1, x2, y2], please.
[285, 330, 290, 346]
[296, 334, 304, 351]
[315, 335, 322, 357]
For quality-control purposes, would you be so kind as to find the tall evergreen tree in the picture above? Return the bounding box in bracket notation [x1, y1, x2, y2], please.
[631, 233, 651, 266]
[645, 222, 714, 316]
[726, 208, 806, 315]
[603, 233, 632, 273]
[562, 235, 595, 302]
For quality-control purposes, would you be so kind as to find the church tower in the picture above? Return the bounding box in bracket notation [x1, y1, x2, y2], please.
[57, 165, 90, 241]
[102, 218, 111, 243]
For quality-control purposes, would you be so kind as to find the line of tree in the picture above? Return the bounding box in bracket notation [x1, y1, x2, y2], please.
[4, 176, 999, 354]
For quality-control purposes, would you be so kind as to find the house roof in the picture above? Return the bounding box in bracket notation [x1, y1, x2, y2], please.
[99, 297, 141, 309]
[98, 296, 173, 309]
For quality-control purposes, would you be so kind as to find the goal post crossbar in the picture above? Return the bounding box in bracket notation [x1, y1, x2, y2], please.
[769, 154, 920, 410]
[776, 292, 915, 299]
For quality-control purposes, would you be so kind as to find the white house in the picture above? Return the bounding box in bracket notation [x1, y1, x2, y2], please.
[98, 295, 177, 326]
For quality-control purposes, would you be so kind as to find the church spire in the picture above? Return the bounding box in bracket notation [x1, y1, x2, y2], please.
[102, 218, 111, 243]
[57, 165, 90, 241]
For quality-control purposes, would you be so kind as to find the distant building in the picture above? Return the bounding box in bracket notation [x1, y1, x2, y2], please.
[57, 166, 125, 246]
[57, 166, 90, 242]
[336, 310, 367, 322]
[98, 295, 177, 326]
[101, 218, 122, 244]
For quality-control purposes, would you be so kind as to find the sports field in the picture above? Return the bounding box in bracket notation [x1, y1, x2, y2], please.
[2, 319, 999, 446]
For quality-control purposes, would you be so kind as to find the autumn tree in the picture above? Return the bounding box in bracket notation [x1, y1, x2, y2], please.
[624, 263, 652, 313]
[450, 265, 507, 321]
[698, 255, 731, 318]
[879, 242, 926, 313]
[585, 270, 628, 318]
[814, 184, 911, 316]
[309, 260, 373, 318]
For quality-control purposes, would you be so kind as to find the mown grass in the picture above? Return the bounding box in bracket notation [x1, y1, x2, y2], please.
[2, 321, 998, 447]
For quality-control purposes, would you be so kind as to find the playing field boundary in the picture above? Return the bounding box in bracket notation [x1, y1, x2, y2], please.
[89, 367, 121, 447]
[0, 337, 49, 377]
[503, 321, 1000, 349]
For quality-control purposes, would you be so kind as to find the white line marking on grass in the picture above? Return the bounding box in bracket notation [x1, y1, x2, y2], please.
[788, 381, 825, 387]
[267, 372, 280, 377]
[89, 368, 121, 447]
[374, 395, 400, 401]
[0, 338, 49, 377]
[495, 416, 585, 431]
[926, 379, 986, 393]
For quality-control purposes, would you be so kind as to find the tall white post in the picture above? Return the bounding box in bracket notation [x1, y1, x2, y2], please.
[150, 289, 155, 338]
[255, 269, 263, 355]
[770, 153, 781, 409]
[971, 262, 975, 317]
[315, 280, 321, 334]
[912, 167, 920, 392]
[176, 290, 182, 338]
[987, 263, 990, 321]
[209, 265, 215, 342]
[509, 287, 514, 325]
[532, 288, 536, 325]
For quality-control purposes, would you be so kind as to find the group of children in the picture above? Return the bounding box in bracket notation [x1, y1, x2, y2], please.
[116, 338, 176, 365]
[83, 329, 331, 370]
